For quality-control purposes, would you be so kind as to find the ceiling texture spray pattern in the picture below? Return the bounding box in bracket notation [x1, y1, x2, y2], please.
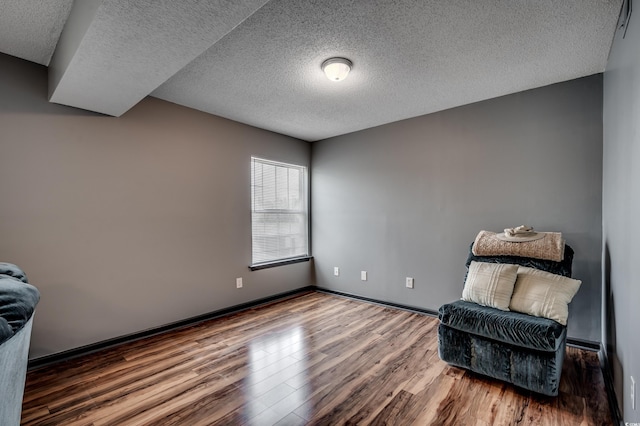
[0, 0, 623, 141]
[0, 0, 73, 65]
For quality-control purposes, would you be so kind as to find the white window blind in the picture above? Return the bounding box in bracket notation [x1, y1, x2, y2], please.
[251, 157, 309, 266]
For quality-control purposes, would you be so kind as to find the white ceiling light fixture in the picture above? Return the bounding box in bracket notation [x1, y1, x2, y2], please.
[322, 57, 352, 82]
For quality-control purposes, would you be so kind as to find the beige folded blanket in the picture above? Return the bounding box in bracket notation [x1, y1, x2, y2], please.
[472, 230, 565, 262]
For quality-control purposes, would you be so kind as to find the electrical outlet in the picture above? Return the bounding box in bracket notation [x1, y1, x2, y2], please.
[236, 277, 243, 288]
[632, 376, 636, 410]
[334, 267, 340, 276]
[406, 277, 414, 288]
[361, 271, 367, 281]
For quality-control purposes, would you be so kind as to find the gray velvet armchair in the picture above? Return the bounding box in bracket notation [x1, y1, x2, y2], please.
[437, 245, 574, 396]
[0, 263, 40, 425]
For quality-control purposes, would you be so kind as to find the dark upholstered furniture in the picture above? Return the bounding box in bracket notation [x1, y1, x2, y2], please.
[437, 245, 574, 396]
[0, 263, 40, 425]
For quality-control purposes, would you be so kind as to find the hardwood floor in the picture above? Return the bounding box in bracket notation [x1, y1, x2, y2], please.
[22, 291, 612, 425]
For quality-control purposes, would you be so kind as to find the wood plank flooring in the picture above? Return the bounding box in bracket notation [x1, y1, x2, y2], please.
[22, 291, 613, 425]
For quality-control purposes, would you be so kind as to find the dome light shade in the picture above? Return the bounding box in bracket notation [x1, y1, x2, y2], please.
[322, 57, 352, 82]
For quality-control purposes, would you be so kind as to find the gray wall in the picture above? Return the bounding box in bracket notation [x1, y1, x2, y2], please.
[312, 75, 603, 342]
[603, 13, 640, 423]
[0, 50, 607, 361]
[0, 53, 312, 359]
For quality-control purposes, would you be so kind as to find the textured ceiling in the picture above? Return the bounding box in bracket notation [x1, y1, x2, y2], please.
[48, 0, 271, 116]
[0, 0, 624, 141]
[0, 0, 73, 65]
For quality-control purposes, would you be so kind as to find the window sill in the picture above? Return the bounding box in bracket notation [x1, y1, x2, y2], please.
[249, 256, 312, 271]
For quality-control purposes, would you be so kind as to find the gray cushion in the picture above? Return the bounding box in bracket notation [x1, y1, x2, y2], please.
[0, 276, 40, 345]
[439, 300, 566, 352]
[0, 316, 12, 343]
[0, 262, 29, 283]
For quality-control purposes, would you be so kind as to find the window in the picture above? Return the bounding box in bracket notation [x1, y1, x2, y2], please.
[251, 157, 309, 268]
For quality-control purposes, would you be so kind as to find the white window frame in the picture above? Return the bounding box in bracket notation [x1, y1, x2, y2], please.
[250, 157, 309, 269]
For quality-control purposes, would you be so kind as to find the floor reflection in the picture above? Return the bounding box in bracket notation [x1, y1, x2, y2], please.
[241, 325, 310, 424]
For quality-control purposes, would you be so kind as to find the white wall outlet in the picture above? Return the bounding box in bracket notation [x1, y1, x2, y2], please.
[632, 375, 636, 410]
[361, 271, 367, 281]
[236, 277, 243, 289]
[333, 267, 340, 276]
[406, 277, 414, 288]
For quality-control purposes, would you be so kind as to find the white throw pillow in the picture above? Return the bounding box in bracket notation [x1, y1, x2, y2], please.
[462, 261, 519, 311]
[509, 266, 582, 325]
